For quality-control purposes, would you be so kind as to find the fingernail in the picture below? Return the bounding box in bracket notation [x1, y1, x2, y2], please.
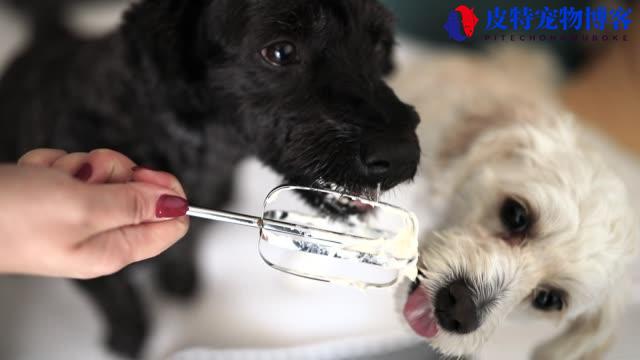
[156, 195, 188, 218]
[74, 163, 93, 182]
[132, 166, 154, 172]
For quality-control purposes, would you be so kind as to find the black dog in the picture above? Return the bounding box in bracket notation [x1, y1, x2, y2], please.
[0, 0, 421, 357]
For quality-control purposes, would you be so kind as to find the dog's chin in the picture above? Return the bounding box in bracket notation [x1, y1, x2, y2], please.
[404, 278, 440, 339]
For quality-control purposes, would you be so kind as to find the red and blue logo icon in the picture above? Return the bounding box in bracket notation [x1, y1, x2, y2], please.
[444, 5, 480, 42]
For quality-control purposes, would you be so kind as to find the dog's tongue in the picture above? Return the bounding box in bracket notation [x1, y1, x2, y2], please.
[403, 286, 439, 338]
[351, 199, 374, 212]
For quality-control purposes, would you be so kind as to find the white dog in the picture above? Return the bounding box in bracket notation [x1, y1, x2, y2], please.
[390, 47, 638, 359]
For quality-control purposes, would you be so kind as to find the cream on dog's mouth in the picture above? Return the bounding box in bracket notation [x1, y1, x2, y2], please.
[403, 279, 439, 338]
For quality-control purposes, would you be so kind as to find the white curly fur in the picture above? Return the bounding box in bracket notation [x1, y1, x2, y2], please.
[391, 46, 638, 359]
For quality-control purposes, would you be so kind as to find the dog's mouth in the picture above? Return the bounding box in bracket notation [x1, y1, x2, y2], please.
[295, 178, 380, 217]
[404, 271, 439, 339]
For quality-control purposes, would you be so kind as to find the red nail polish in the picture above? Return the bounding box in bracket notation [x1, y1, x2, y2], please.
[156, 195, 188, 218]
[74, 163, 93, 181]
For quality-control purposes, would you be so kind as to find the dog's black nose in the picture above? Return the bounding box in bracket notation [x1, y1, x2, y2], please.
[360, 135, 420, 184]
[435, 279, 480, 334]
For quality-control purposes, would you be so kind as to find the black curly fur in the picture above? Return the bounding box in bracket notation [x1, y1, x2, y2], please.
[0, 0, 421, 357]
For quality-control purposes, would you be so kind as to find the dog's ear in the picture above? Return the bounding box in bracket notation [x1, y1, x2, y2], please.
[123, 0, 244, 79]
[196, 0, 248, 55]
[532, 169, 638, 360]
[437, 108, 514, 165]
[434, 98, 567, 169]
[531, 284, 628, 360]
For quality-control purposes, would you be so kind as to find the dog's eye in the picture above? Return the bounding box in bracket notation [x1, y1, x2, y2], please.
[261, 42, 299, 67]
[532, 289, 564, 311]
[500, 198, 531, 235]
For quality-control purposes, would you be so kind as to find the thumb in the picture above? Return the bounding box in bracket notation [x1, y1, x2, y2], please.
[71, 181, 191, 278]
[72, 218, 190, 278]
[83, 182, 189, 232]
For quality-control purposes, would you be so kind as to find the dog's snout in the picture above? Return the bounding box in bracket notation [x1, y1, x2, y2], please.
[359, 134, 420, 184]
[435, 279, 480, 334]
[372, 83, 421, 130]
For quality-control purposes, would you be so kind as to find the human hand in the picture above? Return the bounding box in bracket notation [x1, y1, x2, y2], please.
[0, 149, 190, 279]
